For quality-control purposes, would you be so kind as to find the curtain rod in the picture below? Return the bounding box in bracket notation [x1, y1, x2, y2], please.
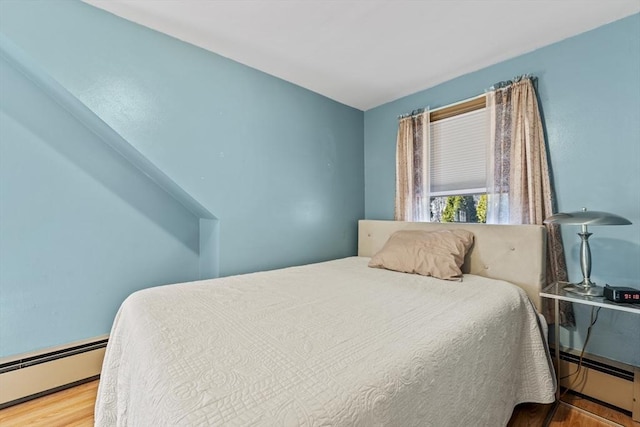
[398, 93, 484, 119]
[491, 74, 537, 90]
[399, 74, 537, 119]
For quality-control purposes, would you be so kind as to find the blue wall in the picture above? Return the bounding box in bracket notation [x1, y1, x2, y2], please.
[364, 14, 640, 366]
[0, 54, 202, 357]
[0, 0, 364, 358]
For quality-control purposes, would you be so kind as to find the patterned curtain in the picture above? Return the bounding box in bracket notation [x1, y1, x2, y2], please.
[486, 77, 574, 326]
[395, 110, 430, 221]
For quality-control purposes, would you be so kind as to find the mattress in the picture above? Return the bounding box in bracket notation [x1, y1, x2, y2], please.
[95, 257, 555, 426]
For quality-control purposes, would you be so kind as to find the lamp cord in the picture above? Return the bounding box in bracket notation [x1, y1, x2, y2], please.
[559, 306, 601, 398]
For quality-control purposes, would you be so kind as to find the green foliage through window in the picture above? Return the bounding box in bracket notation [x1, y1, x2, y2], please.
[476, 194, 487, 223]
[441, 196, 460, 222]
[435, 194, 486, 223]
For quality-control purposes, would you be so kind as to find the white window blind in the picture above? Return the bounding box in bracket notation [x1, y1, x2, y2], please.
[429, 107, 488, 196]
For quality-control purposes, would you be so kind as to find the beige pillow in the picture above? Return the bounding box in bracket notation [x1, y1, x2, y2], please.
[368, 229, 474, 281]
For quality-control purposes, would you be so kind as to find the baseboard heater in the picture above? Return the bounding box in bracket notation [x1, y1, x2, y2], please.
[0, 337, 108, 409]
[554, 347, 639, 419]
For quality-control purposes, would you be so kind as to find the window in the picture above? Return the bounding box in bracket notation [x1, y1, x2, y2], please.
[427, 96, 488, 223]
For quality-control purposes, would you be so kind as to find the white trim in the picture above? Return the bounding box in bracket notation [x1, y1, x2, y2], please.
[430, 188, 487, 198]
[423, 107, 431, 221]
[429, 93, 485, 113]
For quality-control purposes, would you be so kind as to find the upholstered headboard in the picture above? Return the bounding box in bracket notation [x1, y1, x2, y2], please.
[358, 220, 547, 311]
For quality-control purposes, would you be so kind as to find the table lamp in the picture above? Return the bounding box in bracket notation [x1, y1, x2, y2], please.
[544, 208, 632, 297]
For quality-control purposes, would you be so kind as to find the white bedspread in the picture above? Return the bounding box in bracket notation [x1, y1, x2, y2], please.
[95, 257, 555, 426]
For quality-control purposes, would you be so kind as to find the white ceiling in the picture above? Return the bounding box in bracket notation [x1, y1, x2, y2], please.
[83, 0, 640, 111]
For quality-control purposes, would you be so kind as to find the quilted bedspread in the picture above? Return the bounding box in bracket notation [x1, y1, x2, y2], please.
[95, 257, 555, 426]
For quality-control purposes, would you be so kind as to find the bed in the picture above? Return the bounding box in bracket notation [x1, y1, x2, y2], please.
[95, 220, 556, 426]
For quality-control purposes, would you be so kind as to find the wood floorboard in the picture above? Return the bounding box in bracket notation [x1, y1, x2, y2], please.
[557, 394, 636, 427]
[507, 402, 554, 426]
[0, 381, 97, 427]
[0, 380, 635, 426]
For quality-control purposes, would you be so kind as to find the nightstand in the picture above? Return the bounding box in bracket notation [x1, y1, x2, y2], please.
[540, 282, 640, 426]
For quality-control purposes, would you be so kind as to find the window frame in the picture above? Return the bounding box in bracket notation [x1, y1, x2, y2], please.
[427, 94, 488, 223]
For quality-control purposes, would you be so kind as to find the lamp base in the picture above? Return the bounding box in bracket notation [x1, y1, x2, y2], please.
[565, 284, 604, 297]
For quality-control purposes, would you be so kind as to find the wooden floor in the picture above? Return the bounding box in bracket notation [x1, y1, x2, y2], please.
[0, 381, 97, 427]
[507, 394, 636, 427]
[0, 380, 636, 426]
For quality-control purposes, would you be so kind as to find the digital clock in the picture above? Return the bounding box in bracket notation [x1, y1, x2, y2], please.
[603, 285, 640, 304]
